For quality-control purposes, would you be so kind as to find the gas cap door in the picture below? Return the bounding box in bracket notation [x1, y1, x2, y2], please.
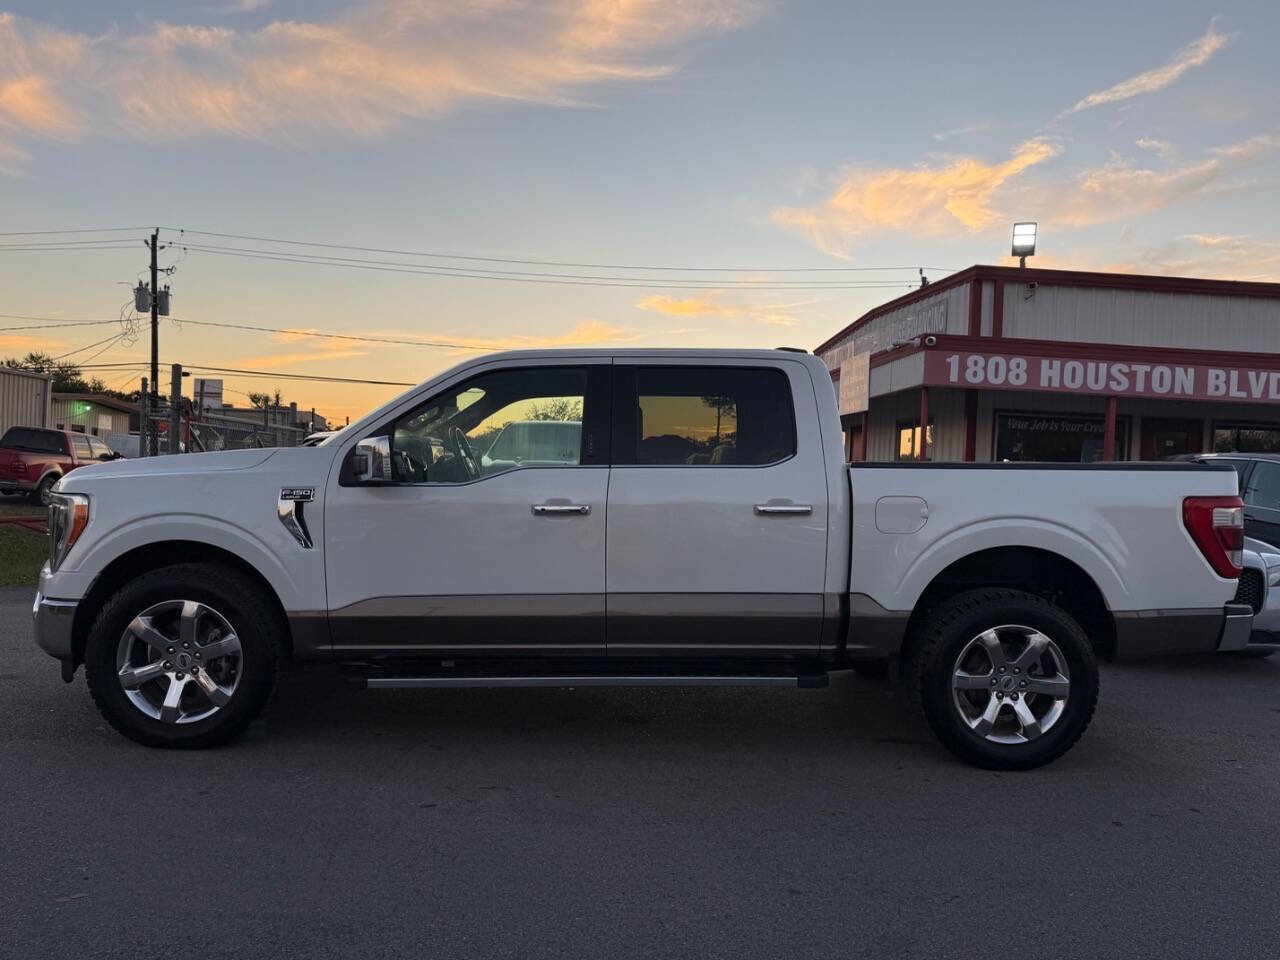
[875, 496, 929, 534]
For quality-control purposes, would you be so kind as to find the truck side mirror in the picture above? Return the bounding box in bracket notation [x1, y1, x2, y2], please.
[350, 435, 394, 483]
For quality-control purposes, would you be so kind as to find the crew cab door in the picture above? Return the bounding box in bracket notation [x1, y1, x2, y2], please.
[324, 360, 612, 656]
[606, 359, 829, 656]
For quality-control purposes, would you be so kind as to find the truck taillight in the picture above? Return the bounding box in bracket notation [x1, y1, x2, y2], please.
[1183, 496, 1244, 578]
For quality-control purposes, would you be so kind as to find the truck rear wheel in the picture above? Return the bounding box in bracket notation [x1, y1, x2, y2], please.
[84, 563, 282, 749]
[908, 588, 1099, 770]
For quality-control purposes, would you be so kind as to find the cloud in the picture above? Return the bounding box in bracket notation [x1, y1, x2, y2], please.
[1039, 134, 1277, 227]
[635, 293, 817, 326]
[0, 333, 65, 352]
[0, 0, 757, 163]
[211, 0, 274, 13]
[1104, 233, 1280, 281]
[236, 343, 368, 367]
[932, 121, 992, 142]
[772, 139, 1060, 256]
[1062, 23, 1228, 116]
[1134, 136, 1173, 158]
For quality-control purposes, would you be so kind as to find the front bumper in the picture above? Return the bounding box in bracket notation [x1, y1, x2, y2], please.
[32, 591, 77, 661]
[1113, 603, 1254, 659]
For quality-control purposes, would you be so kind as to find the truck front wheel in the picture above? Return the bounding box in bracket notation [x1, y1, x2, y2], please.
[908, 588, 1099, 770]
[83, 563, 283, 748]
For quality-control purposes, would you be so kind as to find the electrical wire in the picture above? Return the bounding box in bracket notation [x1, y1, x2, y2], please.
[76, 361, 414, 387]
[0, 243, 139, 252]
[171, 227, 956, 275]
[0, 319, 127, 332]
[182, 245, 923, 291]
[179, 241, 919, 287]
[0, 227, 149, 236]
[50, 332, 127, 362]
[174, 318, 511, 351]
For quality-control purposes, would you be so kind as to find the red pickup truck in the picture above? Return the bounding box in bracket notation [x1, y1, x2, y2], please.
[0, 427, 115, 505]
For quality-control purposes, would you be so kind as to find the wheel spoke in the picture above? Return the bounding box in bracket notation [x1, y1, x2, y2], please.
[197, 633, 241, 662]
[1011, 698, 1043, 740]
[192, 669, 231, 707]
[1012, 632, 1050, 671]
[159, 676, 189, 724]
[1025, 674, 1070, 698]
[179, 601, 203, 647]
[128, 616, 173, 655]
[979, 630, 1007, 669]
[118, 660, 167, 690]
[953, 670, 992, 691]
[970, 696, 1002, 737]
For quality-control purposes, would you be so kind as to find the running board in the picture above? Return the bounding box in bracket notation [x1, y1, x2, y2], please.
[362, 674, 828, 689]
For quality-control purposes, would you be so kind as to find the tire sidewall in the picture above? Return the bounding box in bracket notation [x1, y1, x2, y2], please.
[85, 566, 278, 748]
[920, 593, 1098, 769]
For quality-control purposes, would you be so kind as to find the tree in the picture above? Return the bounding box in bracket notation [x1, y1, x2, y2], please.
[2, 351, 128, 398]
[527, 398, 583, 422]
[701, 396, 737, 443]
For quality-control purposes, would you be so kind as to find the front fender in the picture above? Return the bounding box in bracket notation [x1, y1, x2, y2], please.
[52, 512, 309, 612]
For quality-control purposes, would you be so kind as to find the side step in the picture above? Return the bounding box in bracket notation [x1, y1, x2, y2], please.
[360, 674, 829, 690]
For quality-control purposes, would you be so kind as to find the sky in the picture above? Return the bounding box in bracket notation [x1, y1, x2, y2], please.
[1, 0, 1278, 423]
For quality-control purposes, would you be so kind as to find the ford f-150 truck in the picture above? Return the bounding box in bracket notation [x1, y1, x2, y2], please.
[33, 349, 1252, 769]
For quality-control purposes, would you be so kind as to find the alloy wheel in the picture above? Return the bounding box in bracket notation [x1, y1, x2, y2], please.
[951, 624, 1071, 744]
[115, 600, 242, 724]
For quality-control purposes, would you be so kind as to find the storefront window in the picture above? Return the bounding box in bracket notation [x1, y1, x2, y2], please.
[995, 413, 1128, 462]
[896, 420, 934, 461]
[1212, 423, 1280, 453]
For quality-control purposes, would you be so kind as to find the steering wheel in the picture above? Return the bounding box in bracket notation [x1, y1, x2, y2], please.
[447, 426, 481, 481]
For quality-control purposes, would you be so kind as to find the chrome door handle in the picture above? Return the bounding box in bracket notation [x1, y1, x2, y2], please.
[754, 504, 812, 516]
[532, 504, 591, 515]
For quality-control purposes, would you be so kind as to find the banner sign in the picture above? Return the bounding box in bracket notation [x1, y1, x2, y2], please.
[836, 352, 870, 415]
[925, 350, 1280, 404]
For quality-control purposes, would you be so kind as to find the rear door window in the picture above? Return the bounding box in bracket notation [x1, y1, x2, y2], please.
[613, 365, 796, 466]
[71, 435, 92, 459]
[1244, 461, 1280, 510]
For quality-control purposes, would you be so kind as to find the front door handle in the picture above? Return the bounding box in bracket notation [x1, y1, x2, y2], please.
[532, 504, 591, 516]
[754, 503, 812, 516]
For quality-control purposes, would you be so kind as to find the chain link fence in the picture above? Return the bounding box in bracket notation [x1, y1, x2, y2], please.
[137, 395, 306, 454]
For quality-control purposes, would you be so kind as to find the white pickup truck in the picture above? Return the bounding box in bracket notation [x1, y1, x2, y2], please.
[34, 349, 1252, 768]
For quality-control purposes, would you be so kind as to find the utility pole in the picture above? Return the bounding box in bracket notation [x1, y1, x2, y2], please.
[149, 230, 160, 456]
[140, 378, 149, 456]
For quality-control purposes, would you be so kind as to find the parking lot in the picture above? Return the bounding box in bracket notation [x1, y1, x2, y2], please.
[2, 585, 1278, 959]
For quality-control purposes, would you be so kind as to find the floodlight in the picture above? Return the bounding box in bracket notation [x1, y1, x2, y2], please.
[1012, 222, 1037, 265]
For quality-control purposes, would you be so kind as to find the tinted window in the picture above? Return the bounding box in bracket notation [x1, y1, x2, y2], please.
[1244, 461, 1280, 510]
[390, 366, 591, 483]
[618, 366, 795, 466]
[0, 428, 65, 454]
[1213, 424, 1280, 453]
[71, 435, 92, 458]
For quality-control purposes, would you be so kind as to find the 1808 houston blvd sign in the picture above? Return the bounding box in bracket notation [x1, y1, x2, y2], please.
[924, 350, 1280, 403]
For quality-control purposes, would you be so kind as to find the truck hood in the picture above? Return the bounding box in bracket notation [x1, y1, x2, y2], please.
[59, 447, 280, 489]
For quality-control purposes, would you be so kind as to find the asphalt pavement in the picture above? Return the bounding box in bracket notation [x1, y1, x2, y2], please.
[2, 586, 1278, 959]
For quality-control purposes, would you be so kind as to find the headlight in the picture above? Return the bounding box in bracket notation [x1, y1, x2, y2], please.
[47, 492, 90, 573]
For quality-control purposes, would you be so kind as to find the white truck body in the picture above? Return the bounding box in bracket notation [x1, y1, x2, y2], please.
[32, 348, 1253, 766]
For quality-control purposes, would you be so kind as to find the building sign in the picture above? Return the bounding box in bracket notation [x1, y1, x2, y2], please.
[836, 351, 870, 415]
[822, 298, 949, 369]
[925, 350, 1280, 404]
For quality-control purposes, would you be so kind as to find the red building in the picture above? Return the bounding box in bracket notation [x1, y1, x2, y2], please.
[816, 265, 1280, 462]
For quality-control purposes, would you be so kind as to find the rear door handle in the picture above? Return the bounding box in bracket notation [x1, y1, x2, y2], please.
[532, 504, 591, 516]
[754, 503, 812, 516]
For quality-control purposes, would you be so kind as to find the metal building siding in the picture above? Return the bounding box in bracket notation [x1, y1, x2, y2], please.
[50, 399, 131, 435]
[1001, 281, 1280, 353]
[824, 282, 972, 360]
[865, 387, 967, 462]
[0, 367, 51, 435]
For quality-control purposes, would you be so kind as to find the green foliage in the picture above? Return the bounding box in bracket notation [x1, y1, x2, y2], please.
[2, 352, 134, 400]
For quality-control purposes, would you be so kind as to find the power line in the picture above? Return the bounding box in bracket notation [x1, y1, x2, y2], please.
[182, 245, 923, 291]
[0, 313, 143, 323]
[77, 361, 414, 387]
[172, 227, 955, 274]
[0, 319, 126, 332]
[179, 241, 919, 287]
[51, 332, 126, 362]
[175, 318, 504, 351]
[0, 243, 139, 252]
[0, 227, 148, 237]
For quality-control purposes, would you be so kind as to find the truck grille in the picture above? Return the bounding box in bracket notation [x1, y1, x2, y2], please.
[1234, 568, 1264, 614]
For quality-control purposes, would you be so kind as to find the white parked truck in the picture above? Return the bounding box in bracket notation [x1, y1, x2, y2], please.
[34, 349, 1252, 768]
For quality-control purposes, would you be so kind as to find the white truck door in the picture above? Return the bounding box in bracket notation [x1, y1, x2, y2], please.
[606, 359, 829, 656]
[324, 361, 612, 656]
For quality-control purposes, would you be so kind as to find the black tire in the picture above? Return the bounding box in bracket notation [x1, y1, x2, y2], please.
[908, 588, 1099, 770]
[29, 474, 56, 506]
[84, 562, 283, 749]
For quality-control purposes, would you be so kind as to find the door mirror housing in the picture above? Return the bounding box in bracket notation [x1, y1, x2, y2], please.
[350, 435, 394, 483]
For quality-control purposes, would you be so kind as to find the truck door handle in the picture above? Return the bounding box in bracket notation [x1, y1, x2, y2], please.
[754, 503, 812, 516]
[532, 504, 591, 516]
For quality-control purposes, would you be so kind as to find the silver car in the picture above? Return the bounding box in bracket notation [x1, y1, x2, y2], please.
[1234, 537, 1280, 657]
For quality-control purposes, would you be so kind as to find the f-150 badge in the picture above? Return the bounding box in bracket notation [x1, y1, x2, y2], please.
[279, 487, 315, 502]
